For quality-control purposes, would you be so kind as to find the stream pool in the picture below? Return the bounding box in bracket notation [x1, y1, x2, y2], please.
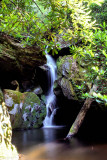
[12, 128, 107, 160]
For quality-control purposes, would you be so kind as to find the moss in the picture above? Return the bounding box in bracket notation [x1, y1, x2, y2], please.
[70, 125, 75, 133]
[11, 113, 22, 129]
[56, 55, 92, 101]
[33, 124, 39, 128]
[4, 89, 46, 129]
[57, 55, 74, 79]
[21, 121, 29, 129]
[0, 43, 16, 60]
[41, 95, 46, 103]
[24, 92, 40, 105]
[69, 81, 77, 98]
[21, 92, 45, 129]
[0, 89, 3, 104]
[61, 78, 78, 100]
[4, 89, 23, 105]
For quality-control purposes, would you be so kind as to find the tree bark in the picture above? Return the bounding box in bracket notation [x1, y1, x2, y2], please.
[66, 84, 98, 139]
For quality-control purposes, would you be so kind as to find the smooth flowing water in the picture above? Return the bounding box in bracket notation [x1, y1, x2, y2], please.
[43, 50, 57, 127]
[12, 128, 107, 160]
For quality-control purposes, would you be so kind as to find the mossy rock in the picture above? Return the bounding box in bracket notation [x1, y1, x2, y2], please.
[4, 89, 23, 109]
[41, 95, 46, 104]
[21, 92, 46, 129]
[4, 89, 46, 129]
[0, 89, 4, 104]
[0, 33, 46, 85]
[23, 92, 40, 106]
[0, 103, 18, 160]
[56, 55, 90, 101]
[60, 78, 78, 100]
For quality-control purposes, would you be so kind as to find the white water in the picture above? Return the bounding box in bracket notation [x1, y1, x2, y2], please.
[43, 49, 57, 127]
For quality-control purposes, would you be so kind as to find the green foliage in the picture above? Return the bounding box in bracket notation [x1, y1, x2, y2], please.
[69, 22, 107, 105]
[90, 0, 107, 25]
[0, 0, 104, 53]
[0, 0, 106, 105]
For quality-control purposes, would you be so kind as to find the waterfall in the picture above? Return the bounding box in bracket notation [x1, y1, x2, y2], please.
[43, 49, 57, 127]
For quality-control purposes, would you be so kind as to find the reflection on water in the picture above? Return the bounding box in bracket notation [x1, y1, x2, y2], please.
[12, 128, 107, 160]
[28, 143, 107, 160]
[12, 127, 68, 152]
[27, 143, 107, 160]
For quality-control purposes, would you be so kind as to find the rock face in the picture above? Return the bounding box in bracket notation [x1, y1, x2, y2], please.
[3, 89, 46, 129]
[55, 55, 89, 101]
[0, 32, 46, 88]
[0, 91, 18, 160]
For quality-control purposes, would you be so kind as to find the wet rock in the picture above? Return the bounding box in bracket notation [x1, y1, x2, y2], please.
[39, 64, 49, 71]
[41, 95, 46, 104]
[0, 101, 18, 160]
[47, 102, 55, 117]
[33, 86, 43, 95]
[3, 89, 46, 129]
[53, 80, 63, 96]
[21, 81, 32, 92]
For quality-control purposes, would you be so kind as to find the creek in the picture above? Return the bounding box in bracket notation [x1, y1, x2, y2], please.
[12, 128, 107, 160]
[12, 52, 107, 159]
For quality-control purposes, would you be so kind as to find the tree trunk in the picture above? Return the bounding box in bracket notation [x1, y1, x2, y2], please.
[66, 84, 98, 139]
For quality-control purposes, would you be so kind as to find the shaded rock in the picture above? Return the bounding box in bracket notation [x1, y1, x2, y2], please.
[21, 80, 34, 92]
[0, 32, 46, 88]
[55, 55, 89, 101]
[60, 78, 77, 100]
[0, 89, 4, 104]
[33, 86, 43, 95]
[57, 56, 78, 79]
[53, 80, 63, 96]
[41, 95, 46, 104]
[11, 80, 19, 91]
[39, 64, 49, 71]
[3, 89, 46, 129]
[35, 67, 49, 94]
[0, 101, 18, 160]
[0, 32, 46, 69]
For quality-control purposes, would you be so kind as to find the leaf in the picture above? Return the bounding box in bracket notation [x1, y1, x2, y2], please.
[92, 66, 99, 73]
[102, 50, 107, 58]
[90, 50, 94, 57]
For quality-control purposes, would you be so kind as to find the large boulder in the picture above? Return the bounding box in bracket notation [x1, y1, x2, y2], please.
[0, 90, 18, 160]
[55, 55, 90, 101]
[3, 89, 46, 129]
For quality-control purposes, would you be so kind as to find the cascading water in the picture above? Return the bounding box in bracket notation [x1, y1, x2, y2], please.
[43, 49, 57, 127]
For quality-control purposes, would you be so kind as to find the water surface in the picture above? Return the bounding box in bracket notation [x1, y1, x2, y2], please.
[12, 128, 107, 160]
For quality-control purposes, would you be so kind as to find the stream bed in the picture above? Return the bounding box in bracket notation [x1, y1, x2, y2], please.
[12, 128, 107, 160]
